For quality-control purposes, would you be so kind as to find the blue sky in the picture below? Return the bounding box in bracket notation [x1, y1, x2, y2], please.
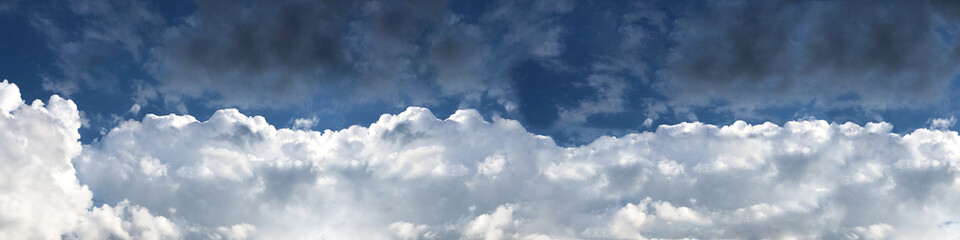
[3, 0, 959, 146]
[5, 1, 960, 239]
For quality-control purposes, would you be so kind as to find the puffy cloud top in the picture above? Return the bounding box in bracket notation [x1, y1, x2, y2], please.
[0, 81, 178, 239]
[3, 80, 960, 239]
[79, 107, 960, 238]
[0, 80, 22, 113]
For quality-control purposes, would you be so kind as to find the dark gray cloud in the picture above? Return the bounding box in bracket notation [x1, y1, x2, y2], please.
[150, 0, 365, 107]
[148, 0, 574, 109]
[660, 0, 960, 111]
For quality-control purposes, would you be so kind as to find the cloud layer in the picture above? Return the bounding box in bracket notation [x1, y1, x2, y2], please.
[4, 80, 960, 238]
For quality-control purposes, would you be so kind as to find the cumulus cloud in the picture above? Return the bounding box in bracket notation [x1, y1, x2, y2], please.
[660, 0, 960, 111]
[0, 80, 178, 239]
[464, 204, 518, 240]
[5, 78, 960, 238]
[62, 94, 960, 238]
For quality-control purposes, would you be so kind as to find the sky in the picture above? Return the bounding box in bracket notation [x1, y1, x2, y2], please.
[2, 0, 960, 239]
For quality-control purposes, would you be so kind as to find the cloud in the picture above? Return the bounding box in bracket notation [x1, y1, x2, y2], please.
[388, 221, 431, 240]
[464, 204, 517, 240]
[30, 0, 163, 95]
[289, 116, 319, 130]
[65, 96, 960, 238]
[0, 80, 178, 239]
[0, 79, 22, 113]
[146, 0, 573, 109]
[553, 74, 631, 141]
[148, 0, 362, 107]
[5, 76, 960, 238]
[24, 0, 960, 140]
[931, 116, 957, 130]
[0, 0, 22, 13]
[660, 0, 960, 111]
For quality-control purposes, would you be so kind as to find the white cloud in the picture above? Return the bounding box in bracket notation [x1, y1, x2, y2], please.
[465, 204, 517, 240]
[608, 201, 652, 239]
[0, 80, 21, 113]
[213, 223, 257, 240]
[0, 81, 178, 239]
[74, 104, 960, 239]
[388, 221, 430, 240]
[931, 116, 956, 130]
[478, 154, 507, 177]
[5, 80, 960, 239]
[291, 117, 319, 130]
[650, 200, 710, 225]
[849, 223, 894, 240]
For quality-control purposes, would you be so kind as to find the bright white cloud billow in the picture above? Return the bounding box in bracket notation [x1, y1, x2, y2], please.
[0, 80, 178, 239]
[3, 80, 960, 239]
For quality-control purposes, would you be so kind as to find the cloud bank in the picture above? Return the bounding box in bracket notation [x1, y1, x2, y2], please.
[4, 81, 960, 238]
